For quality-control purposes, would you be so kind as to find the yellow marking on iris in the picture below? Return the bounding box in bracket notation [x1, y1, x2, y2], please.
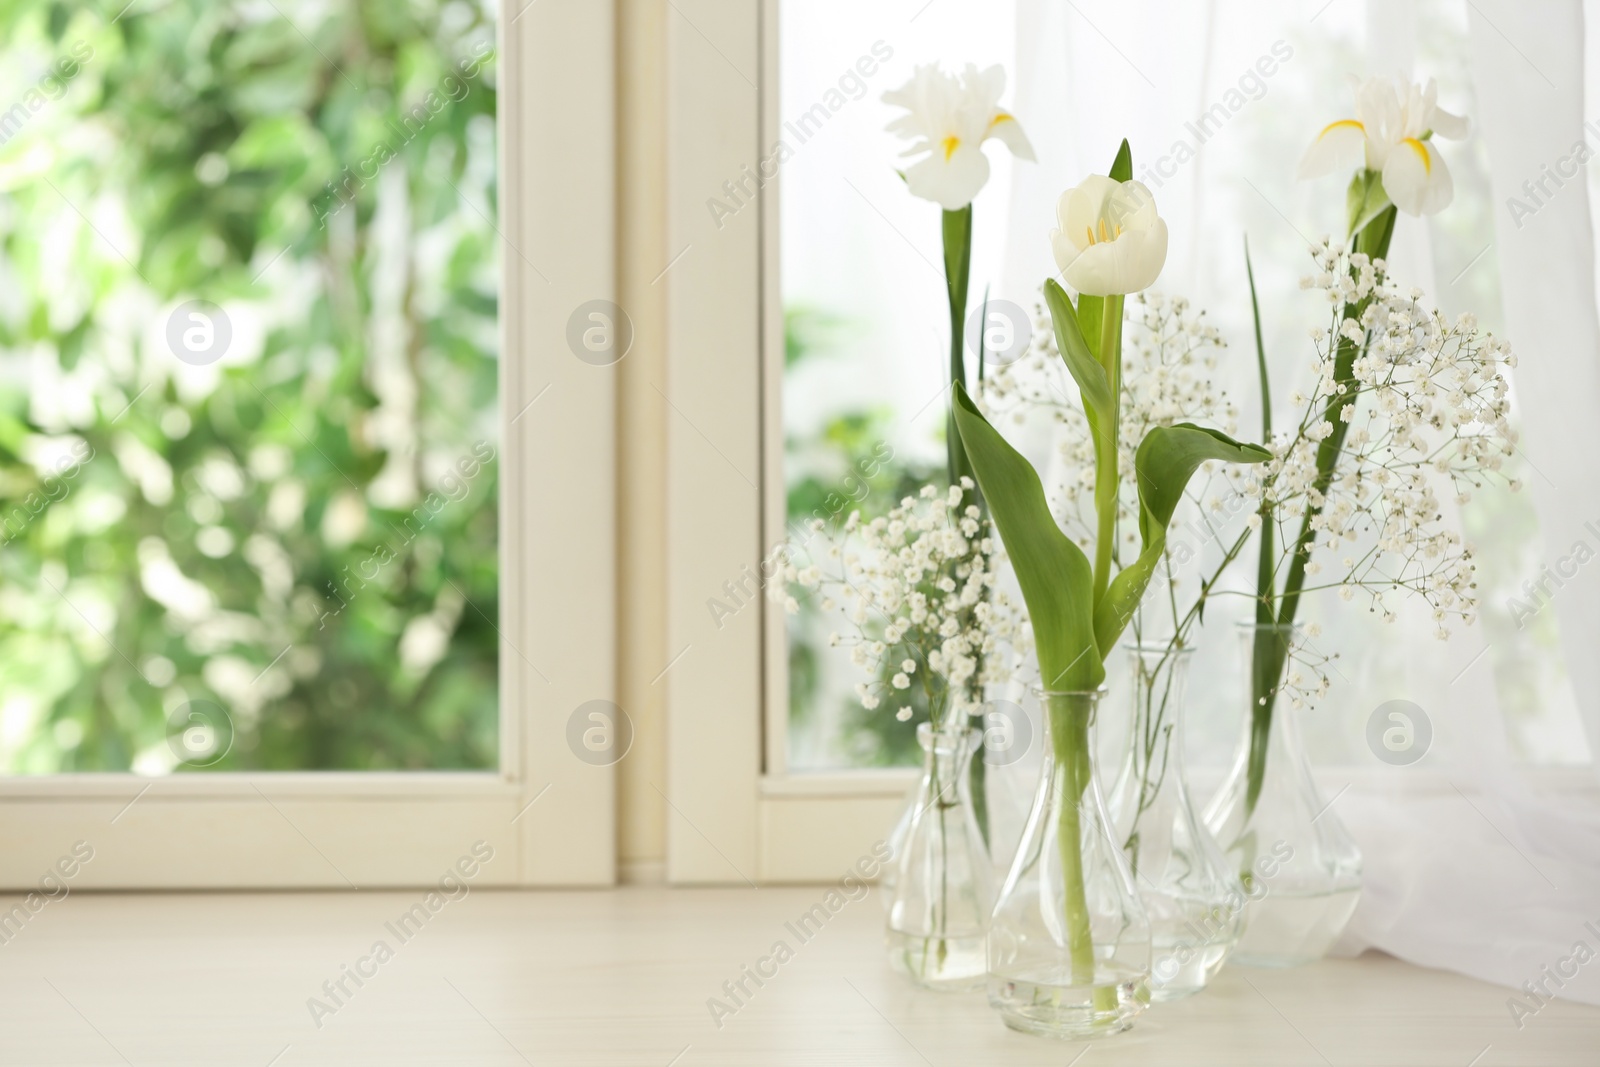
[1401, 137, 1431, 173]
[1319, 118, 1365, 139]
[942, 135, 960, 161]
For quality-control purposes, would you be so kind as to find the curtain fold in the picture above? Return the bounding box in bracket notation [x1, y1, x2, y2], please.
[1465, 0, 1600, 758]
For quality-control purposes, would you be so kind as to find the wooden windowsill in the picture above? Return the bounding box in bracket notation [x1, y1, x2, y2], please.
[5, 885, 1595, 1063]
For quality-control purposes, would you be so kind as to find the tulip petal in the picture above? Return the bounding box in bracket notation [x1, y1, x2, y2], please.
[1063, 218, 1168, 296]
[1057, 175, 1121, 249]
[1107, 179, 1159, 231]
[1062, 242, 1121, 296]
[1297, 119, 1367, 181]
[905, 142, 991, 211]
[1382, 137, 1453, 216]
[1115, 219, 1168, 294]
[1050, 227, 1081, 276]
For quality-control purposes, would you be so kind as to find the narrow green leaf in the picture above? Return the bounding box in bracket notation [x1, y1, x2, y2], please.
[952, 383, 1103, 691]
[1245, 237, 1278, 623]
[1044, 279, 1111, 427]
[1094, 423, 1272, 652]
[1076, 293, 1104, 357]
[1109, 138, 1133, 182]
[1245, 237, 1271, 442]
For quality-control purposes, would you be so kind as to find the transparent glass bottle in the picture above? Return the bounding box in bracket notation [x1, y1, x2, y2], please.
[885, 722, 994, 990]
[987, 688, 1150, 1038]
[1105, 644, 1242, 999]
[1202, 623, 1362, 967]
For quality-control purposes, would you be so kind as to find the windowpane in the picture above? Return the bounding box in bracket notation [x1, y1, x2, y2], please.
[0, 0, 499, 773]
[779, 2, 1015, 770]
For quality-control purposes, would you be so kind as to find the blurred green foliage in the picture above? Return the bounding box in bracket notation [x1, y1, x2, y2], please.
[0, 0, 498, 771]
[783, 305, 937, 768]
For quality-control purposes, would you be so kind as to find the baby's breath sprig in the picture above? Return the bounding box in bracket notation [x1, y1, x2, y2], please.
[981, 250, 1516, 709]
[1256, 242, 1516, 638]
[777, 481, 1031, 731]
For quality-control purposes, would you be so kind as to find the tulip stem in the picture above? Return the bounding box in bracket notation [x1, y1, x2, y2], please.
[1090, 294, 1124, 607]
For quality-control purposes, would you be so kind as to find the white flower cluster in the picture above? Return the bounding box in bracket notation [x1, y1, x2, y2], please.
[1254, 242, 1517, 638]
[1265, 622, 1337, 711]
[778, 481, 1030, 727]
[974, 247, 1517, 713]
[980, 292, 1238, 562]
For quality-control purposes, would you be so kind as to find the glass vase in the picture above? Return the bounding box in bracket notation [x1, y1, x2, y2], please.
[1105, 644, 1241, 999]
[987, 688, 1150, 1038]
[1202, 622, 1362, 967]
[885, 722, 994, 990]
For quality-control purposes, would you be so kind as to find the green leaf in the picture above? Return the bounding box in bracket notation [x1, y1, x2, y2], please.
[952, 383, 1103, 691]
[1245, 238, 1271, 442]
[1076, 293, 1104, 357]
[1109, 139, 1133, 182]
[1346, 169, 1391, 237]
[1095, 423, 1272, 652]
[1245, 237, 1278, 623]
[1044, 279, 1111, 429]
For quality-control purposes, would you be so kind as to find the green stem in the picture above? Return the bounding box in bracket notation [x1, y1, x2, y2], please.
[942, 206, 974, 500]
[1049, 693, 1115, 1011]
[970, 709, 989, 850]
[1243, 199, 1396, 816]
[939, 207, 993, 849]
[1090, 294, 1124, 606]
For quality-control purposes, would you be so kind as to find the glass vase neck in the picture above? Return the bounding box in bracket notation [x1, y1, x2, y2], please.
[915, 721, 978, 804]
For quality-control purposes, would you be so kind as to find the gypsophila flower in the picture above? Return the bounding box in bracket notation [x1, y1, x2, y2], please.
[1239, 245, 1512, 645]
[976, 246, 1513, 717]
[773, 482, 1031, 729]
[980, 289, 1238, 551]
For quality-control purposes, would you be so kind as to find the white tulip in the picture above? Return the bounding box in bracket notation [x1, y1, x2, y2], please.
[1298, 75, 1468, 216]
[884, 63, 1035, 211]
[1049, 175, 1169, 296]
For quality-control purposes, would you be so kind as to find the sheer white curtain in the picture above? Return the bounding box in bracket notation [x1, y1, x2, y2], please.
[1001, 0, 1600, 1003]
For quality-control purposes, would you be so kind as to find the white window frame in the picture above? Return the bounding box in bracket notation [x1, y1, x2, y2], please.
[663, 0, 910, 886]
[0, 3, 618, 889]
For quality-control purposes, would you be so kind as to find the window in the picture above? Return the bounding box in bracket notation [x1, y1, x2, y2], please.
[663, 0, 1594, 887]
[0, 0, 616, 888]
[1, 0, 499, 775]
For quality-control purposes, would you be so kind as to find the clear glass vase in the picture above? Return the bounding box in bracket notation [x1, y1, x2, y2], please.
[987, 688, 1150, 1038]
[1202, 622, 1362, 967]
[1105, 644, 1241, 999]
[885, 722, 994, 990]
